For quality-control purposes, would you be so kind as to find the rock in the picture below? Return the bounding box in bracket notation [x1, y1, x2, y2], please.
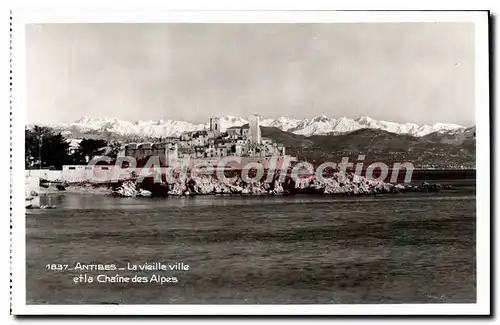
[137, 189, 152, 197]
[111, 181, 138, 197]
[107, 169, 448, 197]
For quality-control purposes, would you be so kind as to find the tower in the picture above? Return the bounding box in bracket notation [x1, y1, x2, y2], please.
[165, 143, 178, 166]
[248, 115, 261, 144]
[209, 117, 221, 137]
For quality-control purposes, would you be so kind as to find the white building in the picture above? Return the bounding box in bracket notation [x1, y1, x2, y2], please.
[122, 115, 288, 162]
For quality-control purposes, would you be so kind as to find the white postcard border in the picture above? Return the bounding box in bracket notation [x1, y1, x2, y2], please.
[10, 9, 490, 315]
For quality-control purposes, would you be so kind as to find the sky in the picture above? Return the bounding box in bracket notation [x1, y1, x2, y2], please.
[26, 23, 475, 126]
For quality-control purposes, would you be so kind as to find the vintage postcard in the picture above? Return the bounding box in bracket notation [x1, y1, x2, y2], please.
[10, 9, 490, 315]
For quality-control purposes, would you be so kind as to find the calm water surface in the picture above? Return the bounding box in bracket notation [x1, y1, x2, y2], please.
[26, 183, 476, 304]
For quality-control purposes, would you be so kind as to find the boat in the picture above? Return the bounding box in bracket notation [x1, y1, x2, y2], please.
[40, 205, 56, 209]
[26, 204, 56, 209]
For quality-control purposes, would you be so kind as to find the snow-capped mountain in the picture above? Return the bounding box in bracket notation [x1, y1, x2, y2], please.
[216, 116, 248, 131]
[56, 117, 205, 138]
[45, 115, 469, 139]
[286, 115, 466, 137]
[260, 116, 302, 131]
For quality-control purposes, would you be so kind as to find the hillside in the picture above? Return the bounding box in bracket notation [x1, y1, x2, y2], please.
[262, 127, 475, 169]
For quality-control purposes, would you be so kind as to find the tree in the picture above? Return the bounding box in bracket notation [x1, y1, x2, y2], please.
[25, 126, 72, 169]
[43, 133, 72, 169]
[105, 140, 123, 159]
[25, 128, 40, 168]
[71, 139, 108, 164]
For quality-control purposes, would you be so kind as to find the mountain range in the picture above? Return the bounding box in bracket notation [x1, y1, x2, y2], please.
[28, 115, 475, 169]
[258, 126, 475, 169]
[45, 115, 472, 139]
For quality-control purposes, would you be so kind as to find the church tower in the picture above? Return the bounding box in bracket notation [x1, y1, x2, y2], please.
[248, 115, 261, 144]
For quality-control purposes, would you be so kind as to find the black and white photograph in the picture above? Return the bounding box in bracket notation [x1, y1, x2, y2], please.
[10, 9, 490, 315]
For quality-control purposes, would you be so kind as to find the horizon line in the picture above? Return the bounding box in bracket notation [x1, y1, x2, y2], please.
[27, 114, 475, 128]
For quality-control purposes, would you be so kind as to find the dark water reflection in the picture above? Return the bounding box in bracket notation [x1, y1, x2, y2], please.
[26, 182, 476, 304]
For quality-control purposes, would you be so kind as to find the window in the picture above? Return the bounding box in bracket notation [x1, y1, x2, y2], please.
[101, 166, 109, 170]
[68, 167, 76, 170]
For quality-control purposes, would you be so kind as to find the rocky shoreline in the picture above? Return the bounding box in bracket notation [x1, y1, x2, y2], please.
[109, 172, 451, 197]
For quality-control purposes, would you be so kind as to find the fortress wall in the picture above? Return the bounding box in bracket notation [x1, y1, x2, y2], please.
[25, 169, 62, 181]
